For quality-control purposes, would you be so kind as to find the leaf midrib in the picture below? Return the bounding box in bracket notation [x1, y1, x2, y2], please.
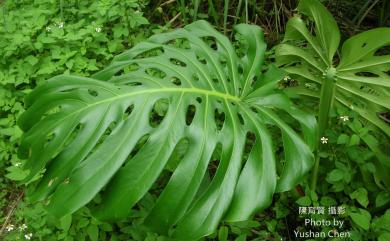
[74, 87, 240, 114]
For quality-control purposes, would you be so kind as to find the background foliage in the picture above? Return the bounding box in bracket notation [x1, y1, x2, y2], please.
[0, 0, 389, 240]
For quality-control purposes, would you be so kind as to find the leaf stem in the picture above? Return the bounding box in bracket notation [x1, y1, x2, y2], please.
[310, 153, 321, 191]
[311, 67, 336, 192]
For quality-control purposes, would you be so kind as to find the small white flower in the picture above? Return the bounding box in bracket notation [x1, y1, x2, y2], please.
[19, 223, 28, 231]
[283, 75, 291, 81]
[5, 224, 14, 232]
[95, 27, 102, 33]
[24, 233, 33, 240]
[340, 115, 349, 122]
[14, 162, 21, 167]
[320, 136, 328, 144]
[58, 22, 64, 29]
[45, 26, 52, 32]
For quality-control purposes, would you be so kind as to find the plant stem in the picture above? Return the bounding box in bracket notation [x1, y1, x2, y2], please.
[311, 67, 336, 192]
[317, 67, 336, 136]
[2, 0, 7, 32]
[310, 153, 321, 191]
[192, 0, 200, 20]
[223, 0, 229, 34]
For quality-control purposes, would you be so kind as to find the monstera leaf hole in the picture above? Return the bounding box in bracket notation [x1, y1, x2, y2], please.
[202, 36, 218, 51]
[124, 104, 134, 117]
[355, 72, 380, 77]
[205, 143, 223, 181]
[150, 99, 169, 127]
[214, 108, 226, 130]
[165, 138, 190, 172]
[170, 58, 187, 67]
[134, 47, 165, 59]
[146, 68, 167, 80]
[87, 89, 99, 97]
[62, 124, 83, 147]
[373, 44, 390, 55]
[123, 136, 150, 166]
[186, 105, 196, 125]
[242, 132, 256, 163]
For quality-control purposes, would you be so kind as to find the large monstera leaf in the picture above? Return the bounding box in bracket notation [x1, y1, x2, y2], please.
[18, 21, 315, 240]
[276, 0, 390, 137]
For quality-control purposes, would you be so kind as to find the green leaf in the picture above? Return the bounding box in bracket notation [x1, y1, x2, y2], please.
[145, 234, 156, 241]
[296, 196, 311, 206]
[296, 0, 340, 64]
[218, 226, 228, 241]
[337, 134, 349, 144]
[376, 192, 390, 208]
[379, 233, 390, 241]
[77, 217, 89, 229]
[60, 214, 72, 232]
[348, 134, 360, 146]
[18, 20, 316, 241]
[87, 224, 99, 241]
[326, 169, 344, 183]
[350, 188, 369, 208]
[25, 55, 39, 66]
[320, 196, 337, 206]
[350, 209, 371, 230]
[5, 166, 29, 181]
[372, 210, 390, 231]
[234, 234, 246, 241]
[64, 236, 73, 241]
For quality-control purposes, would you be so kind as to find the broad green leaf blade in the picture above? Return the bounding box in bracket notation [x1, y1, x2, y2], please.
[297, 0, 340, 64]
[338, 28, 390, 69]
[336, 28, 390, 135]
[18, 20, 315, 240]
[276, 43, 324, 72]
[284, 16, 327, 65]
[224, 110, 276, 221]
[255, 107, 314, 191]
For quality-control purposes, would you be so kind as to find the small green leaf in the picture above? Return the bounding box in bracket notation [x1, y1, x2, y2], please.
[296, 196, 311, 206]
[337, 134, 349, 144]
[77, 217, 89, 229]
[350, 188, 369, 208]
[110, 234, 120, 241]
[64, 236, 73, 241]
[234, 234, 246, 241]
[379, 233, 390, 241]
[230, 226, 241, 235]
[350, 209, 371, 230]
[320, 196, 337, 206]
[326, 169, 344, 183]
[376, 192, 390, 208]
[218, 226, 228, 241]
[87, 224, 99, 241]
[145, 234, 156, 241]
[348, 134, 360, 146]
[5, 166, 29, 181]
[60, 214, 72, 232]
[25, 55, 39, 66]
